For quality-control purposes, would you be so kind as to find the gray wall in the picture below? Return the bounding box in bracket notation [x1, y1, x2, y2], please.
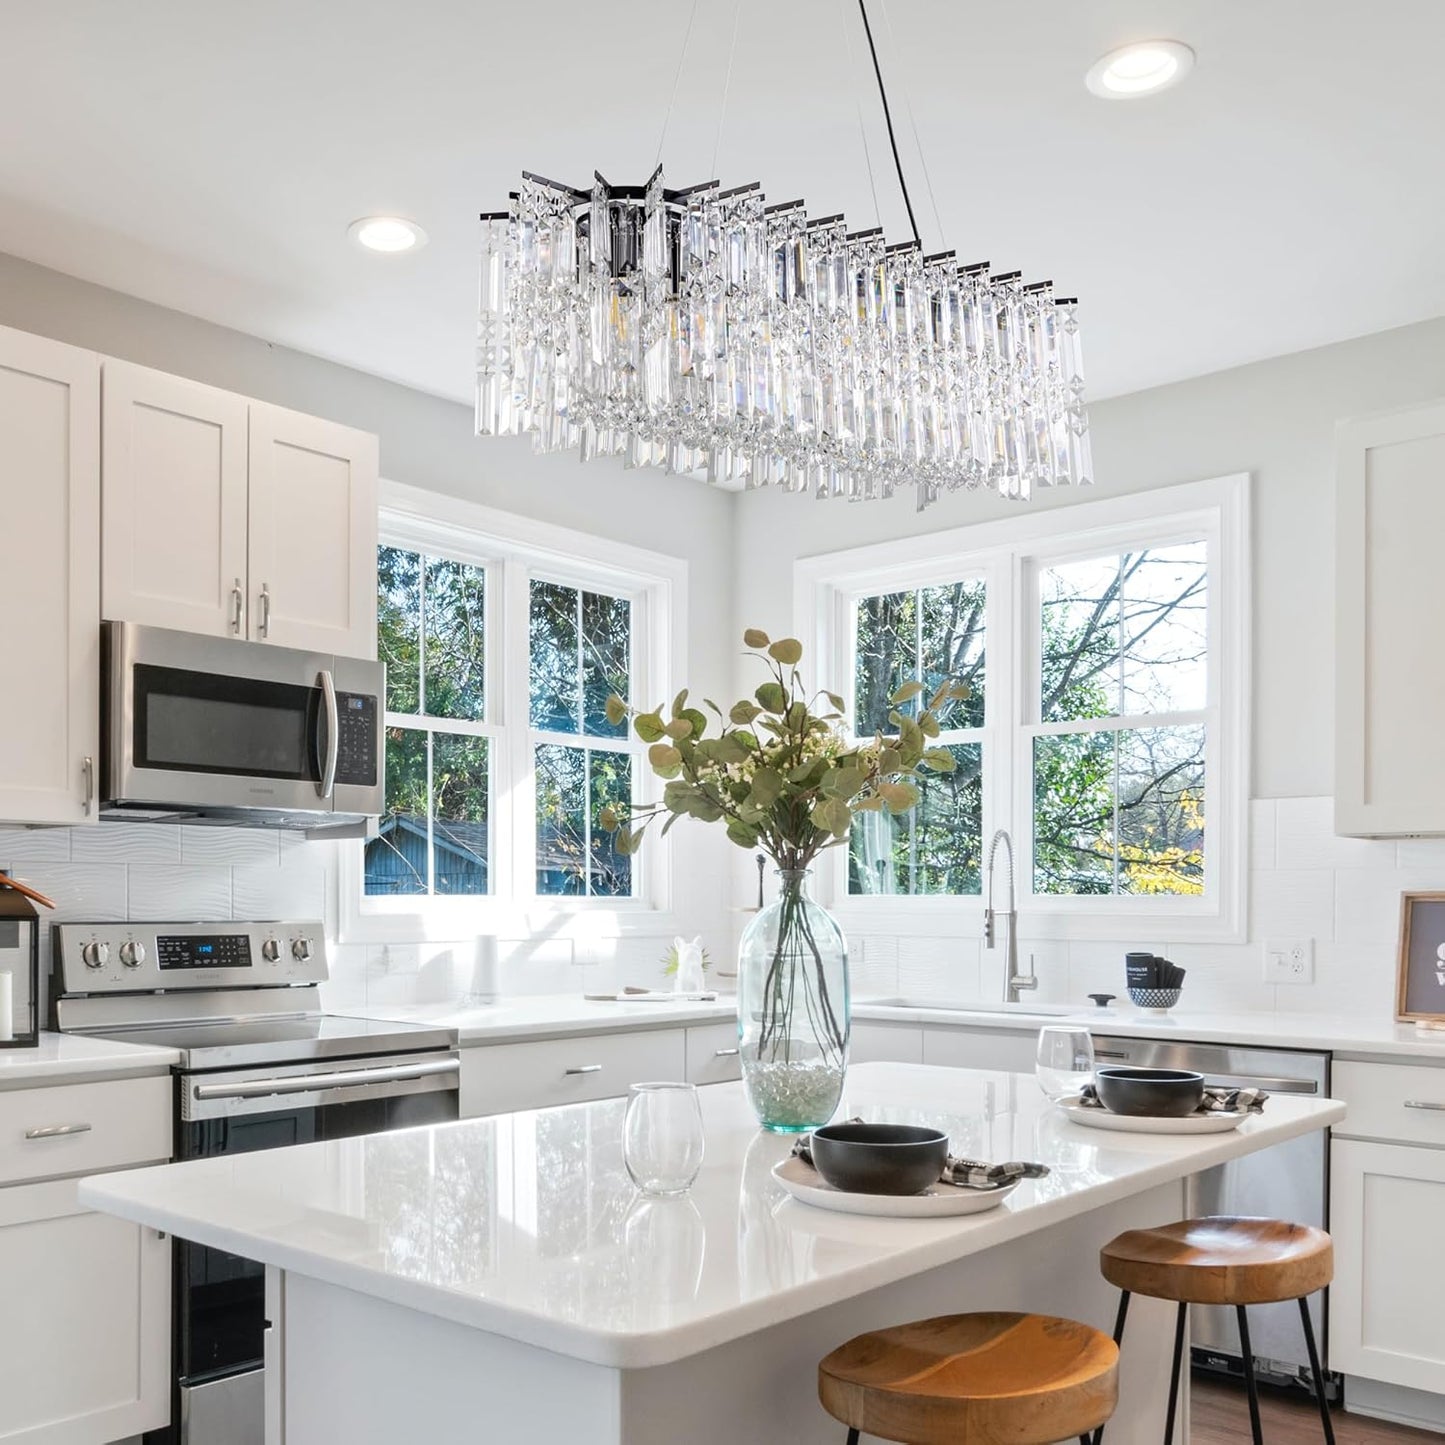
[732, 315, 1445, 799]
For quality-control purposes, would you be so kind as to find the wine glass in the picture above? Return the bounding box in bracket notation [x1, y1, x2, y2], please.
[623, 1082, 705, 1196]
[1035, 1026, 1095, 1102]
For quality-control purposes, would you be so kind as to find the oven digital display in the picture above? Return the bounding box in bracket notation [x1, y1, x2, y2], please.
[157, 934, 253, 970]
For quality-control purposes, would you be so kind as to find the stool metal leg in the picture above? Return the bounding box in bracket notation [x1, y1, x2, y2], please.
[1090, 1291, 1132, 1445]
[1163, 1301, 1188, 1445]
[1237, 1307, 1265, 1445]
[845, 1431, 859, 1445]
[1299, 1295, 1336, 1445]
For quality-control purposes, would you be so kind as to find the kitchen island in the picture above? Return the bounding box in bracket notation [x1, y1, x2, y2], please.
[80, 1063, 1344, 1445]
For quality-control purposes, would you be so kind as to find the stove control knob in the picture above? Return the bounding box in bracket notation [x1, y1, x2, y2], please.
[291, 937, 313, 962]
[119, 941, 146, 968]
[261, 939, 282, 963]
[81, 941, 110, 969]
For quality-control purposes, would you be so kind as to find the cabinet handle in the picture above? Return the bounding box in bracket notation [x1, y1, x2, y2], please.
[1094, 1049, 1129, 1060]
[713, 1048, 740, 1057]
[231, 578, 244, 634]
[25, 1122, 93, 1140]
[258, 583, 271, 638]
[564, 1065, 603, 1075]
[82, 756, 95, 816]
[1404, 1100, 1445, 1112]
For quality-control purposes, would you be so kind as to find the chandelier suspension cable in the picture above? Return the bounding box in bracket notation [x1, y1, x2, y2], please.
[711, 0, 746, 180]
[856, 0, 920, 248]
[878, 0, 946, 253]
[838, 0, 884, 229]
[655, 0, 703, 167]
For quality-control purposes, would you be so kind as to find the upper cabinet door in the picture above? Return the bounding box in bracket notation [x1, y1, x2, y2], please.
[101, 359, 249, 638]
[0, 326, 100, 826]
[1336, 399, 1445, 836]
[247, 403, 377, 658]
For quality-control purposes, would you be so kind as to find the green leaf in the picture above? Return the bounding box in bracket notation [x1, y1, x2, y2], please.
[729, 700, 762, 726]
[878, 779, 920, 814]
[878, 747, 902, 775]
[604, 694, 628, 727]
[742, 628, 770, 649]
[919, 712, 940, 739]
[614, 826, 636, 856]
[671, 689, 689, 719]
[755, 681, 787, 713]
[813, 795, 853, 838]
[768, 637, 803, 666]
[648, 743, 683, 775]
[750, 767, 784, 808]
[726, 818, 760, 848]
[824, 764, 866, 801]
[713, 734, 751, 765]
[680, 707, 708, 740]
[785, 700, 810, 732]
[854, 792, 885, 813]
[823, 690, 846, 713]
[890, 680, 925, 705]
[598, 805, 620, 832]
[633, 711, 665, 744]
[922, 747, 957, 772]
[663, 717, 693, 740]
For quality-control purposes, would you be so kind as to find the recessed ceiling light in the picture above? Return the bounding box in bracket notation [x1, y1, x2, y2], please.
[1086, 40, 1195, 99]
[348, 216, 427, 254]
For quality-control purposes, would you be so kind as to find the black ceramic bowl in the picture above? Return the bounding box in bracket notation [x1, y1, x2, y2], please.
[1094, 1066, 1206, 1118]
[808, 1123, 949, 1196]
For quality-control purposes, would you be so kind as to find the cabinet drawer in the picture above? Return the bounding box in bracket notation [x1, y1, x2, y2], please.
[851, 1022, 924, 1065]
[0, 1077, 172, 1187]
[685, 1022, 742, 1085]
[460, 1029, 687, 1117]
[923, 1027, 1035, 1073]
[1333, 1060, 1445, 1145]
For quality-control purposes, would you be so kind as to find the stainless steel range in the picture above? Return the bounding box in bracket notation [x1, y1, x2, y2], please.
[51, 918, 460, 1445]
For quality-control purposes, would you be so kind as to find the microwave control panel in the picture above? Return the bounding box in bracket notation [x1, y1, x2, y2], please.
[334, 692, 379, 787]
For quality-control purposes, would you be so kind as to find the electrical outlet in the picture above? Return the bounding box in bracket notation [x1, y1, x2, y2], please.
[1263, 937, 1315, 985]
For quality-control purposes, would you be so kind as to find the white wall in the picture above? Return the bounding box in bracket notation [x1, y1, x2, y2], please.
[0, 251, 738, 1005]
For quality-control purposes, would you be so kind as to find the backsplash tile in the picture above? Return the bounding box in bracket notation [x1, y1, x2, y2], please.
[71, 822, 181, 865]
[0, 826, 72, 864]
[232, 861, 326, 920]
[128, 864, 232, 920]
[180, 826, 281, 866]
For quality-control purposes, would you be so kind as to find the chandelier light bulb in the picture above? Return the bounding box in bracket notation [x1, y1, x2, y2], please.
[1086, 40, 1195, 99]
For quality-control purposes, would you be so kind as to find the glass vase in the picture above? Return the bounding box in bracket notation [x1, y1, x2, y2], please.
[736, 870, 849, 1132]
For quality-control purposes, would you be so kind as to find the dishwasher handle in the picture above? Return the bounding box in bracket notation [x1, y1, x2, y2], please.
[1202, 1073, 1319, 1095]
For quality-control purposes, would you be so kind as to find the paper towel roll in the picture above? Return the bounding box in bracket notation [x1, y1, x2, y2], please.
[0, 970, 13, 1042]
[469, 936, 500, 1002]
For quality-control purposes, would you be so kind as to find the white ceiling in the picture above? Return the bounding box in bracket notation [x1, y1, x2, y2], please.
[2, 1, 1441, 403]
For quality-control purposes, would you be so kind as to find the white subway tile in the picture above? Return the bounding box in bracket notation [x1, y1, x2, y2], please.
[897, 937, 979, 1003]
[232, 863, 326, 921]
[128, 865, 231, 921]
[1283, 943, 1397, 1018]
[1248, 799, 1277, 871]
[71, 822, 181, 864]
[27, 862, 127, 920]
[1157, 942, 1266, 1012]
[1275, 796, 1398, 871]
[180, 826, 280, 865]
[0, 826, 71, 863]
[1067, 942, 1133, 1004]
[849, 936, 899, 1001]
[1249, 869, 1336, 942]
[1335, 868, 1443, 949]
[1397, 837, 1445, 871]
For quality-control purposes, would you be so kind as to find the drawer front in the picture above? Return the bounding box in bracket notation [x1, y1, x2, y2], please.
[1333, 1059, 1445, 1145]
[851, 1022, 924, 1065]
[0, 1077, 172, 1187]
[685, 1022, 742, 1085]
[460, 1029, 687, 1117]
[922, 1026, 1035, 1073]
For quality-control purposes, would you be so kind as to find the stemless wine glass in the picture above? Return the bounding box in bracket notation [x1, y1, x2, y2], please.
[1035, 1026, 1096, 1102]
[623, 1082, 705, 1196]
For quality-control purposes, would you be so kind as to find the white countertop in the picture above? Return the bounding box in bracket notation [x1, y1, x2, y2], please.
[851, 1000, 1445, 1060]
[80, 1061, 1343, 1368]
[0, 1031, 180, 1087]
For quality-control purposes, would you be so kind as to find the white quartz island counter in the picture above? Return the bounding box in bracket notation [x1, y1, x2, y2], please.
[82, 1063, 1343, 1445]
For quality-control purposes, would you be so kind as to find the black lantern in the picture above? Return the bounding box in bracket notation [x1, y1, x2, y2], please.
[0, 887, 40, 1048]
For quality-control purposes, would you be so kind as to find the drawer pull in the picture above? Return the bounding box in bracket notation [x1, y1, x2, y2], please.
[1404, 1100, 1445, 1112]
[1094, 1050, 1130, 1060]
[564, 1065, 603, 1075]
[24, 1122, 93, 1140]
[713, 1048, 740, 1057]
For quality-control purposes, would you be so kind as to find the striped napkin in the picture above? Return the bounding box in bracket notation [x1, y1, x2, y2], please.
[791, 1124, 1049, 1192]
[1077, 1083, 1269, 1115]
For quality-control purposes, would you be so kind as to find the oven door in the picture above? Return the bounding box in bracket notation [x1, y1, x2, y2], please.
[170, 1053, 458, 1442]
[103, 620, 383, 819]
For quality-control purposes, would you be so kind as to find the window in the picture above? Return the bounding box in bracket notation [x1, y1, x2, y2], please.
[800, 474, 1247, 940]
[350, 482, 684, 931]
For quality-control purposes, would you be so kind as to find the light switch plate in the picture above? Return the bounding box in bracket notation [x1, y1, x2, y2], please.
[1263, 937, 1315, 984]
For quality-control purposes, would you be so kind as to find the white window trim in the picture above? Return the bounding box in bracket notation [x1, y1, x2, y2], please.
[793, 473, 1251, 943]
[337, 479, 688, 945]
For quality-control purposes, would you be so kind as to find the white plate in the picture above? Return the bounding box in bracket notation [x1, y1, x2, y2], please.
[1060, 1101, 1251, 1135]
[771, 1157, 1019, 1218]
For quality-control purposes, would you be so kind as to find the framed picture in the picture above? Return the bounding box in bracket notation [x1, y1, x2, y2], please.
[1397, 892, 1445, 1022]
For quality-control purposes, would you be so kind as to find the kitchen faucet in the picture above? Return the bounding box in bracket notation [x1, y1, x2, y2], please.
[984, 829, 1038, 1003]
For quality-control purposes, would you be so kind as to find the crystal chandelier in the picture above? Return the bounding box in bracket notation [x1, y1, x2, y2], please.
[476, 11, 1092, 509]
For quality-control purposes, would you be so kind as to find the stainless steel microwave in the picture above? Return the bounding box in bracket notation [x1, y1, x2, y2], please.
[101, 621, 385, 829]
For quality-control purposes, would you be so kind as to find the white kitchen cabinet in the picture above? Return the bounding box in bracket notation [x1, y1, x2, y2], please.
[1336, 399, 1445, 835]
[1331, 1137, 1445, 1395]
[0, 324, 100, 826]
[684, 1022, 742, 1085]
[99, 361, 378, 658]
[850, 1021, 924, 1065]
[248, 402, 377, 657]
[101, 359, 249, 637]
[922, 1026, 1034, 1072]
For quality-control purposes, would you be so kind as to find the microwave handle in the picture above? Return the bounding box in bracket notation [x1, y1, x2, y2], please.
[316, 670, 339, 799]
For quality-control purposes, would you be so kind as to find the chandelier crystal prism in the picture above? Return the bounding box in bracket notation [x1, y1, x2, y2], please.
[476, 44, 1092, 510]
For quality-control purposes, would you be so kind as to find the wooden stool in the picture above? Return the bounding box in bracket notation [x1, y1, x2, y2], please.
[818, 1311, 1118, 1445]
[1097, 1216, 1334, 1445]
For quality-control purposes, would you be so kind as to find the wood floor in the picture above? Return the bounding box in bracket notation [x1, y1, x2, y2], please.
[1192, 1376, 1441, 1443]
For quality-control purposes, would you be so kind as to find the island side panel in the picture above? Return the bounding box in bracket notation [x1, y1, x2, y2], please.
[619, 1179, 1189, 1445]
[277, 1273, 624, 1445]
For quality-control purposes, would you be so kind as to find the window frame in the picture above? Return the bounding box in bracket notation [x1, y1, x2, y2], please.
[794, 473, 1250, 942]
[339, 480, 687, 944]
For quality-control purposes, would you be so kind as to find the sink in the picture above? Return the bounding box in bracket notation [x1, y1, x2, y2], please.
[865, 997, 1083, 1017]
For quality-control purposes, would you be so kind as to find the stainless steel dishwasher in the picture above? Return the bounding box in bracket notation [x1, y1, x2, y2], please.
[1092, 1034, 1334, 1394]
